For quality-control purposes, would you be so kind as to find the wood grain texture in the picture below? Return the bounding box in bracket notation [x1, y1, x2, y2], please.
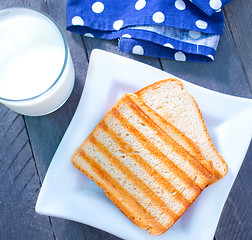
[0, 104, 54, 240]
[21, 0, 88, 181]
[215, 141, 252, 240]
[0, 1, 119, 240]
[0, 0, 252, 239]
[160, 10, 252, 239]
[14, 0, 121, 239]
[224, 0, 252, 90]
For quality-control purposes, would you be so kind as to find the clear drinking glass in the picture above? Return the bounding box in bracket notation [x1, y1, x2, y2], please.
[0, 8, 75, 116]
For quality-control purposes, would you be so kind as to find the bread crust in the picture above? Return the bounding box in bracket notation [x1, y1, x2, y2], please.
[72, 149, 166, 234]
[71, 87, 216, 235]
[136, 78, 228, 184]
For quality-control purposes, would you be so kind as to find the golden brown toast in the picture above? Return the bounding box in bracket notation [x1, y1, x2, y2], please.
[71, 93, 213, 235]
[136, 79, 228, 184]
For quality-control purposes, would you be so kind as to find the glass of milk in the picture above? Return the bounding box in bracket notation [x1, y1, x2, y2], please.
[0, 8, 75, 116]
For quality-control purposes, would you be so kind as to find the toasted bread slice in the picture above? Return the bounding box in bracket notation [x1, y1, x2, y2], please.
[127, 93, 214, 173]
[136, 79, 228, 184]
[72, 93, 213, 235]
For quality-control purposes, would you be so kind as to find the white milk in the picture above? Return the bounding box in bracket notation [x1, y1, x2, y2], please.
[0, 8, 75, 116]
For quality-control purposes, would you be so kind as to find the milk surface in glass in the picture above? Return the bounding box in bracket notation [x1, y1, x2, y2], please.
[0, 8, 75, 116]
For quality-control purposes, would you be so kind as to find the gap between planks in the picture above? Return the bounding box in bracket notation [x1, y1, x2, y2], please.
[22, 112, 57, 240]
[223, 8, 252, 95]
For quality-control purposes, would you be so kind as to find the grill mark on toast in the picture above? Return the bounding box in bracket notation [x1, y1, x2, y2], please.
[72, 148, 166, 233]
[136, 78, 228, 185]
[71, 78, 228, 234]
[103, 114, 199, 203]
[110, 108, 201, 195]
[124, 96, 212, 182]
[88, 134, 179, 224]
[99, 120, 191, 209]
[128, 94, 204, 162]
[117, 106, 209, 190]
[185, 90, 228, 183]
[211, 169, 223, 184]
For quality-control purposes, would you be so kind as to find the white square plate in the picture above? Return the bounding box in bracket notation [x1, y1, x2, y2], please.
[36, 49, 252, 240]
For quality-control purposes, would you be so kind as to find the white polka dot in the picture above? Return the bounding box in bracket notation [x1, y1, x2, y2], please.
[174, 51, 186, 61]
[152, 12, 165, 23]
[216, 8, 221, 12]
[207, 54, 214, 60]
[122, 34, 131, 38]
[189, 30, 201, 39]
[195, 20, 208, 29]
[92, 2, 104, 13]
[135, 0, 146, 10]
[175, 0, 186, 10]
[72, 16, 84, 26]
[113, 20, 124, 30]
[164, 43, 174, 49]
[84, 33, 94, 38]
[132, 45, 144, 55]
[209, 0, 222, 10]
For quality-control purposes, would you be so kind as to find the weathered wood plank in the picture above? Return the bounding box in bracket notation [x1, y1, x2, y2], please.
[0, 2, 55, 239]
[18, 0, 121, 239]
[1, 0, 252, 240]
[0, 104, 54, 240]
[215, 141, 252, 240]
[21, 1, 160, 239]
[22, 0, 88, 182]
[0, 0, 23, 9]
[160, 11, 252, 240]
[223, 0, 252, 90]
[0, 1, 113, 240]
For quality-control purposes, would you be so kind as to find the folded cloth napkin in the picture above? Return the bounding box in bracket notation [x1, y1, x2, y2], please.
[190, 0, 232, 16]
[66, 0, 231, 62]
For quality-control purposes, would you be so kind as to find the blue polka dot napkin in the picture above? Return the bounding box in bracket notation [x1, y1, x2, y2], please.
[191, 0, 232, 16]
[66, 0, 231, 62]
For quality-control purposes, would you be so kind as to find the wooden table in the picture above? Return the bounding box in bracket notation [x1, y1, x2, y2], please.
[1, 1, 251, 239]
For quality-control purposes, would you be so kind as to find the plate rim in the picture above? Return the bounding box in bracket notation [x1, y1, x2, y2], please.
[36, 49, 252, 240]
